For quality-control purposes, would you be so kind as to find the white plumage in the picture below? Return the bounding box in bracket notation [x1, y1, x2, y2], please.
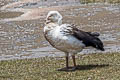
[44, 23, 85, 54]
[44, 11, 104, 71]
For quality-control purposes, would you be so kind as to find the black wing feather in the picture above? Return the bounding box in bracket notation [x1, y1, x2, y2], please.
[73, 28, 104, 51]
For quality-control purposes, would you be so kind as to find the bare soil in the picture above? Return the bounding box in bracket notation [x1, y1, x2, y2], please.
[0, 0, 120, 60]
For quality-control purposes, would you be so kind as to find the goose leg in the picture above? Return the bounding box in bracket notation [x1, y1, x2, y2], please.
[58, 54, 77, 71]
[66, 55, 69, 68]
[58, 53, 69, 71]
[71, 55, 77, 71]
[72, 55, 76, 67]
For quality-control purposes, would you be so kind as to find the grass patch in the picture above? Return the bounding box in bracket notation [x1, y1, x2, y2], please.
[0, 53, 120, 80]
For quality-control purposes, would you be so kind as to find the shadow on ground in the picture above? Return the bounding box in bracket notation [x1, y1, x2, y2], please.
[57, 64, 109, 72]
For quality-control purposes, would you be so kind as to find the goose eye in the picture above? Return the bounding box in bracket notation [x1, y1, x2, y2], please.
[49, 15, 52, 17]
[49, 14, 54, 17]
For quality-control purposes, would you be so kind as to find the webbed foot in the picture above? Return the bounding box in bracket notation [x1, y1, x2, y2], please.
[57, 66, 78, 71]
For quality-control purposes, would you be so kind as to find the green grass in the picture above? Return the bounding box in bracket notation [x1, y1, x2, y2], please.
[0, 53, 120, 80]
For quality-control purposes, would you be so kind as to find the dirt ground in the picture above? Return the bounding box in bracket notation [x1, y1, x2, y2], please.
[0, 0, 120, 60]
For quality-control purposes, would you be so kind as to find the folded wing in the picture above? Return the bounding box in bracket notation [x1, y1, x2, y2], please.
[64, 24, 104, 51]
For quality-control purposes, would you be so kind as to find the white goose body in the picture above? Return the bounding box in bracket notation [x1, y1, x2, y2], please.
[44, 11, 104, 71]
[44, 23, 85, 54]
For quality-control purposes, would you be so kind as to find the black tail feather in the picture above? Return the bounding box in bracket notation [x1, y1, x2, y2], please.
[92, 38, 105, 51]
[73, 28, 105, 51]
[87, 32, 100, 37]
